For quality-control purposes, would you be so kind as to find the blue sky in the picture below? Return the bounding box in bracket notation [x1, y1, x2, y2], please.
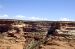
[0, 0, 75, 21]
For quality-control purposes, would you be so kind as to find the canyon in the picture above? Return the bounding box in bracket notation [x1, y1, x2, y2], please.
[0, 19, 75, 49]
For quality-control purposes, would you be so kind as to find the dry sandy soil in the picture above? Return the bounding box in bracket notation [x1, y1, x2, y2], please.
[0, 35, 25, 49]
[0, 35, 75, 49]
[40, 36, 75, 49]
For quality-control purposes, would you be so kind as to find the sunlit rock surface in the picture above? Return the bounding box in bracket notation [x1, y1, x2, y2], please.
[0, 19, 75, 49]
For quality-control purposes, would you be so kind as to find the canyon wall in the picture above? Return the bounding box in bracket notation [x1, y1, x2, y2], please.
[0, 19, 75, 49]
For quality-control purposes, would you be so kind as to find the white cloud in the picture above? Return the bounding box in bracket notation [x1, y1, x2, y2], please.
[0, 14, 74, 21]
[0, 14, 9, 19]
[28, 16, 49, 21]
[14, 15, 25, 20]
[3, 14, 8, 17]
[13, 15, 49, 21]
[59, 18, 70, 21]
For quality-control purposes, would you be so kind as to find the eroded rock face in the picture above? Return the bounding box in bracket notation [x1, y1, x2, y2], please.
[40, 36, 75, 49]
[0, 19, 75, 49]
[0, 20, 25, 49]
[0, 24, 12, 33]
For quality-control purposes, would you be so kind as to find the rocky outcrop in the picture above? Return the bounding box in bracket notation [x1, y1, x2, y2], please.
[0, 19, 75, 49]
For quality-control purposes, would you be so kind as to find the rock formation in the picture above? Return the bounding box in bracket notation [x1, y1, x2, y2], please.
[0, 19, 75, 49]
